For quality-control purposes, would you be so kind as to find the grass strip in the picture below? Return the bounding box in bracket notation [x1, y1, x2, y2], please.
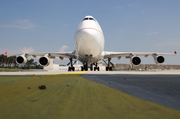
[0, 69, 23, 72]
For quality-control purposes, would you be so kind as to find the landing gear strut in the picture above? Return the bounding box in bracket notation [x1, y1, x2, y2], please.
[68, 58, 75, 71]
[104, 58, 113, 71]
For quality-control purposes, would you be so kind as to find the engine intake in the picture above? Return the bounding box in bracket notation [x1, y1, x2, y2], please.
[16, 55, 27, 64]
[154, 56, 165, 64]
[131, 56, 141, 65]
[39, 56, 50, 66]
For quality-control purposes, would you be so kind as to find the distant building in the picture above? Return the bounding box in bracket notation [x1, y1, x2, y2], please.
[112, 64, 180, 70]
[43, 59, 59, 70]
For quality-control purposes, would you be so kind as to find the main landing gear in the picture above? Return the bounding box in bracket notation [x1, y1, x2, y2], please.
[106, 67, 112, 71]
[68, 66, 75, 71]
[103, 58, 113, 71]
[68, 58, 76, 71]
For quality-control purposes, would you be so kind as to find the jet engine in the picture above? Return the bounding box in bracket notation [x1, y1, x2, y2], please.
[154, 56, 165, 64]
[130, 56, 141, 65]
[16, 55, 27, 64]
[39, 56, 50, 66]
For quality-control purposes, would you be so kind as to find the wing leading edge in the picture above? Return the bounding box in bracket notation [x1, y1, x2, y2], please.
[4, 51, 77, 59]
[103, 51, 177, 59]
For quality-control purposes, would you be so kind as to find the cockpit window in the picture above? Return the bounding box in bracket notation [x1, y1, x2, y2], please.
[89, 18, 94, 20]
[83, 18, 88, 21]
[82, 17, 96, 21]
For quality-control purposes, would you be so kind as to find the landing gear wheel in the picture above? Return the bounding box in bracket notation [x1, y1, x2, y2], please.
[68, 58, 75, 71]
[72, 67, 75, 71]
[106, 67, 112, 71]
[68, 67, 75, 71]
[68, 67, 71, 71]
[97, 67, 100, 71]
[94, 67, 99, 71]
[90, 64, 93, 71]
[81, 67, 84, 71]
[83, 63, 88, 71]
[106, 67, 109, 71]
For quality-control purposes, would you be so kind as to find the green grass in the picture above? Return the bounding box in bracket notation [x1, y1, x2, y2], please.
[0, 69, 23, 72]
[0, 69, 34, 72]
[0, 74, 180, 119]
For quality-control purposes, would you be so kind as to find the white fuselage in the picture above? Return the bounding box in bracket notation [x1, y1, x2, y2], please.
[74, 16, 105, 64]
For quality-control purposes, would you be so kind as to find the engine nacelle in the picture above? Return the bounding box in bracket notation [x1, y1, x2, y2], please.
[130, 56, 141, 65]
[39, 56, 50, 66]
[154, 56, 165, 64]
[16, 55, 27, 64]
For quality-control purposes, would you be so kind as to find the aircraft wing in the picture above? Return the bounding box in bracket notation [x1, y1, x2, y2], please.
[103, 51, 177, 59]
[4, 51, 77, 59]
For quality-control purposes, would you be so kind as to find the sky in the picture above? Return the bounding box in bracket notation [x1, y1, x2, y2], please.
[0, 0, 180, 65]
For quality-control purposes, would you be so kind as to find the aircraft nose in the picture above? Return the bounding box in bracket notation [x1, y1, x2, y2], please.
[80, 29, 95, 43]
[77, 29, 96, 56]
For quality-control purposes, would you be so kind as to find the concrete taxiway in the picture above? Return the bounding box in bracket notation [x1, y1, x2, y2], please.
[82, 71, 180, 110]
[0, 70, 180, 75]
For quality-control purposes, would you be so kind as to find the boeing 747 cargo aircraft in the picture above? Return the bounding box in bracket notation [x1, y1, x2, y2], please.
[5, 16, 177, 71]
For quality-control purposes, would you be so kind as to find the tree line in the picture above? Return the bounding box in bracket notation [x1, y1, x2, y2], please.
[0, 54, 43, 69]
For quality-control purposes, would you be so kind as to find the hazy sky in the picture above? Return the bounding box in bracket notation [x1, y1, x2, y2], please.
[0, 0, 180, 65]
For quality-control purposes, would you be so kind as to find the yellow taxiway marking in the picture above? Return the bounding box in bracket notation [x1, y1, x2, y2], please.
[50, 71, 88, 75]
[0, 74, 180, 119]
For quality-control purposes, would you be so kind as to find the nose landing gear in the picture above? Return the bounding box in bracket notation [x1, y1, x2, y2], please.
[81, 63, 88, 71]
[81, 63, 100, 71]
[94, 63, 99, 71]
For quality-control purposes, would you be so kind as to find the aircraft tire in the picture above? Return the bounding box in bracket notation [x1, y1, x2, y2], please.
[106, 67, 109, 71]
[72, 67, 75, 71]
[68, 67, 71, 71]
[81, 67, 83, 71]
